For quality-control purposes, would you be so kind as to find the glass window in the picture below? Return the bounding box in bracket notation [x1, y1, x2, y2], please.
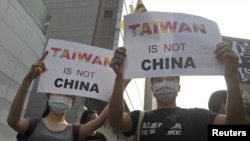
[19, 0, 52, 33]
[104, 10, 113, 18]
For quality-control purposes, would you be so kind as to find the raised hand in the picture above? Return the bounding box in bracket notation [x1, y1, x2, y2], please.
[26, 50, 48, 80]
[110, 47, 127, 78]
[214, 42, 239, 78]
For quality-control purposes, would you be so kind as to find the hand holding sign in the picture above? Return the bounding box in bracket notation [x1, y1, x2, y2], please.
[110, 47, 127, 78]
[37, 39, 115, 102]
[222, 36, 250, 89]
[214, 42, 239, 78]
[123, 12, 223, 78]
[26, 50, 48, 80]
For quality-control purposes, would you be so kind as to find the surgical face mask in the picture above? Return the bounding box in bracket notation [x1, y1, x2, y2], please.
[48, 95, 72, 115]
[152, 80, 178, 103]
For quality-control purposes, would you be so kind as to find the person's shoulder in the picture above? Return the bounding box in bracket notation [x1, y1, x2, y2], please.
[185, 107, 217, 115]
[128, 110, 142, 115]
[127, 110, 145, 121]
[186, 107, 206, 111]
[130, 110, 142, 113]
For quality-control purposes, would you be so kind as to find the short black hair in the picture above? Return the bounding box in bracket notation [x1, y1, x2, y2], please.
[80, 109, 97, 124]
[150, 76, 180, 85]
[208, 90, 227, 113]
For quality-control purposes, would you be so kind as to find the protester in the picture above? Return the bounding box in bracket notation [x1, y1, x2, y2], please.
[108, 42, 245, 140]
[208, 90, 227, 114]
[7, 51, 109, 141]
[80, 109, 107, 141]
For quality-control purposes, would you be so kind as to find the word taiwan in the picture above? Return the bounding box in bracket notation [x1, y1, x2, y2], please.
[50, 47, 111, 67]
[129, 21, 206, 37]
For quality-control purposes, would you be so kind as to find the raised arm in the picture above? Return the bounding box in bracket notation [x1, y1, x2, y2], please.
[108, 47, 133, 132]
[7, 51, 48, 133]
[213, 42, 245, 124]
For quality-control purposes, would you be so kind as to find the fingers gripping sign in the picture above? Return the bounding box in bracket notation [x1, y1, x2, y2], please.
[30, 51, 49, 79]
[224, 51, 239, 77]
[110, 47, 127, 77]
[214, 42, 239, 77]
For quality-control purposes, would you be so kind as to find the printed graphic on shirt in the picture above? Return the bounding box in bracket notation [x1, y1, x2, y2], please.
[141, 121, 182, 136]
[166, 123, 182, 135]
[141, 122, 163, 135]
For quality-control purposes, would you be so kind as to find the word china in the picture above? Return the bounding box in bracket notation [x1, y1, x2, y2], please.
[54, 78, 99, 93]
[141, 57, 196, 71]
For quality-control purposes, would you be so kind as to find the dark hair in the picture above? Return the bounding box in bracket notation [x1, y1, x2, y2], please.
[208, 90, 227, 113]
[42, 101, 50, 118]
[41, 93, 51, 118]
[150, 76, 180, 85]
[80, 109, 97, 124]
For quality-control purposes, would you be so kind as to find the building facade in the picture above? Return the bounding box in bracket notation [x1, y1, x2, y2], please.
[0, 0, 49, 140]
[0, 0, 149, 141]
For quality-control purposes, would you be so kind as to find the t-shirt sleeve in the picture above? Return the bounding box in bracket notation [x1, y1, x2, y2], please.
[194, 108, 218, 124]
[192, 108, 218, 140]
[123, 110, 140, 137]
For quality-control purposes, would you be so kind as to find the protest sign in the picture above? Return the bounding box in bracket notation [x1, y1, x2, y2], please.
[123, 12, 223, 78]
[37, 39, 115, 102]
[223, 36, 250, 90]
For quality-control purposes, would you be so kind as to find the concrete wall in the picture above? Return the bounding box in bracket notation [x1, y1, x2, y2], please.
[0, 0, 147, 140]
[0, 0, 46, 140]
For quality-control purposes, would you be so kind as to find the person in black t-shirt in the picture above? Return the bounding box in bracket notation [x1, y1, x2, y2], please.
[108, 42, 245, 141]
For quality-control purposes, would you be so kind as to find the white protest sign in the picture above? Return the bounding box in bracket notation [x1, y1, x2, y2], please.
[37, 39, 115, 102]
[124, 12, 224, 79]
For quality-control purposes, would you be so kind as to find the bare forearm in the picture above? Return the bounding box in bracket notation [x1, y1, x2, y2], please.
[7, 76, 32, 126]
[80, 105, 108, 138]
[109, 76, 125, 128]
[225, 76, 245, 124]
[96, 104, 109, 126]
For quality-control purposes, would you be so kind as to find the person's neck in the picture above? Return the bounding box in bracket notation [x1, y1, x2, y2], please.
[43, 112, 69, 131]
[157, 100, 177, 109]
[45, 111, 67, 123]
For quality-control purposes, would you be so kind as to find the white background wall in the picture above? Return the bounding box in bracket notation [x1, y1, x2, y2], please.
[0, 0, 46, 140]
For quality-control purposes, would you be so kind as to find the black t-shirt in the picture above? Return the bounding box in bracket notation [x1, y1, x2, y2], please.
[83, 131, 107, 141]
[123, 107, 218, 141]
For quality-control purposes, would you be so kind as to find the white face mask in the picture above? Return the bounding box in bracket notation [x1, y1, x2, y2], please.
[152, 80, 178, 103]
[48, 95, 72, 115]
